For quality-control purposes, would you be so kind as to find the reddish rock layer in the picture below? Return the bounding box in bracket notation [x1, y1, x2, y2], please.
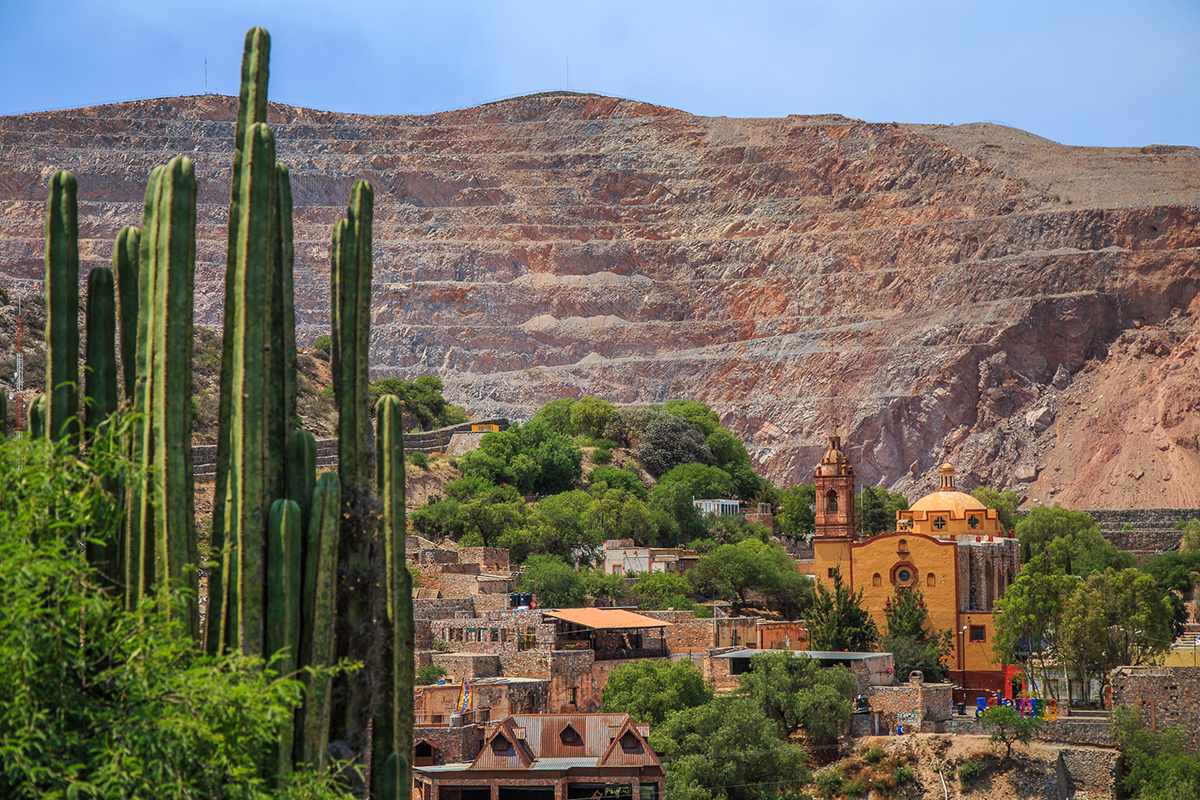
[1, 94, 1198, 506]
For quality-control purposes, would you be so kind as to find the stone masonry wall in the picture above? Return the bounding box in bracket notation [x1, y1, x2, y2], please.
[413, 724, 484, 766]
[431, 653, 502, 680]
[865, 683, 953, 733]
[414, 598, 475, 620]
[1111, 665, 1200, 749]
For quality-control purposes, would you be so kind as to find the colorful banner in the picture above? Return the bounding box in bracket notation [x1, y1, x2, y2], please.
[456, 681, 473, 713]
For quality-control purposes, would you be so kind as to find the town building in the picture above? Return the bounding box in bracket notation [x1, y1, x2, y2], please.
[601, 540, 698, 577]
[413, 713, 665, 800]
[808, 436, 1021, 702]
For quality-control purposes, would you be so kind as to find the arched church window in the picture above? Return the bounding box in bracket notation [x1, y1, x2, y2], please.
[826, 490, 838, 513]
[872, 573, 882, 587]
[927, 573, 936, 587]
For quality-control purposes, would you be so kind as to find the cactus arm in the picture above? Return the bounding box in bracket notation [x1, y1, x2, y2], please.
[277, 164, 298, 430]
[150, 156, 198, 636]
[44, 170, 80, 445]
[84, 266, 119, 435]
[299, 471, 341, 769]
[112, 226, 141, 403]
[267, 498, 302, 777]
[28, 394, 46, 439]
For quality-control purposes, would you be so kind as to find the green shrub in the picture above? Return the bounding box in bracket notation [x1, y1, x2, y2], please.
[409, 451, 429, 470]
[319, 386, 334, 398]
[591, 438, 619, 450]
[814, 768, 844, 796]
[592, 447, 612, 465]
[864, 743, 886, 764]
[958, 758, 986, 787]
[693, 605, 713, 619]
[432, 638, 451, 652]
[311, 334, 332, 351]
[416, 665, 448, 685]
[894, 765, 914, 783]
[842, 776, 867, 799]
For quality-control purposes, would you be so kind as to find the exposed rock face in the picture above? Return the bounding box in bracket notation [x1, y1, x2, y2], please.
[2, 95, 1199, 507]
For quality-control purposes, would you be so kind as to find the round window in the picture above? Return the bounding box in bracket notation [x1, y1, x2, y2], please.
[897, 568, 912, 583]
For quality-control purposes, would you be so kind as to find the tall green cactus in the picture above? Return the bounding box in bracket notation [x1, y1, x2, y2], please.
[299, 471, 341, 770]
[372, 395, 414, 800]
[28, 394, 46, 439]
[112, 226, 141, 402]
[209, 26, 271, 656]
[266, 498, 302, 778]
[125, 157, 198, 630]
[45, 171, 79, 444]
[0, 391, 6, 437]
[84, 266, 119, 434]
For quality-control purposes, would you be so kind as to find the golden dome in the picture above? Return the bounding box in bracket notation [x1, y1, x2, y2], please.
[910, 491, 987, 514]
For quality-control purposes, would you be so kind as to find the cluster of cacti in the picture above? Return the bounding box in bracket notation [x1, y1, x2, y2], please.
[30, 26, 414, 796]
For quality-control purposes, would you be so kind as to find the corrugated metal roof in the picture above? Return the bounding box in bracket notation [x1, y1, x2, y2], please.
[543, 608, 671, 630]
[529, 757, 599, 770]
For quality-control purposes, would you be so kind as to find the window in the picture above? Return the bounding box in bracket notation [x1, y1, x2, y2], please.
[613, 565, 622, 577]
[620, 731, 643, 754]
[932, 516, 947, 531]
[826, 489, 839, 513]
[559, 724, 582, 746]
[569, 687, 578, 706]
[872, 573, 882, 587]
[926, 573, 936, 588]
[967, 514, 980, 529]
[491, 735, 514, 756]
[827, 568, 837, 578]
[432, 715, 443, 724]
[896, 567, 913, 584]
[970, 625, 986, 643]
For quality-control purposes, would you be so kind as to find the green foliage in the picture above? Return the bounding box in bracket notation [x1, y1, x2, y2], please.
[703, 514, 772, 546]
[589, 465, 648, 500]
[570, 396, 616, 438]
[737, 651, 855, 743]
[1114, 706, 1200, 800]
[583, 568, 628, 605]
[409, 450, 429, 469]
[0, 437, 350, 800]
[368, 374, 467, 430]
[957, 758, 986, 788]
[604, 405, 659, 447]
[971, 487, 1020, 531]
[532, 396, 577, 435]
[1176, 519, 1200, 554]
[660, 461, 735, 502]
[863, 744, 885, 764]
[882, 585, 953, 681]
[591, 446, 612, 464]
[416, 665, 448, 685]
[648, 479, 706, 543]
[981, 704, 1042, 760]
[432, 638, 450, 652]
[519, 555, 587, 608]
[639, 413, 713, 478]
[1016, 504, 1131, 576]
[649, 695, 810, 800]
[808, 569, 880, 652]
[775, 484, 816, 540]
[632, 571, 695, 611]
[662, 399, 721, 436]
[694, 539, 813, 616]
[856, 485, 909, 537]
[600, 659, 713, 724]
[992, 568, 1075, 695]
[311, 334, 332, 351]
[459, 421, 582, 495]
[815, 768, 844, 796]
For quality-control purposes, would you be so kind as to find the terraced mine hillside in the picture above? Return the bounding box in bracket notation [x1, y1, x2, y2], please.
[2, 94, 1199, 506]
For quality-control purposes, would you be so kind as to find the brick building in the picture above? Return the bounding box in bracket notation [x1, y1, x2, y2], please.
[413, 713, 665, 800]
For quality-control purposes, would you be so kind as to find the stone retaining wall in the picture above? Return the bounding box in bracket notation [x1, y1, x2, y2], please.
[1085, 508, 1198, 556]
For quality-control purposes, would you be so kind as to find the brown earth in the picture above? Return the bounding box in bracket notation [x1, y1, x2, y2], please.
[1, 95, 1198, 507]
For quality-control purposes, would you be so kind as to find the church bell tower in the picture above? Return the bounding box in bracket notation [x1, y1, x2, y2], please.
[814, 435, 856, 539]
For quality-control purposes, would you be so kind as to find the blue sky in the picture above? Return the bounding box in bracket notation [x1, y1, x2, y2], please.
[2, 0, 1197, 147]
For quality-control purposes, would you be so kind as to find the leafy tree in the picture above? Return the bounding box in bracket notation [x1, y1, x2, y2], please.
[1178, 518, 1200, 554]
[981, 704, 1043, 760]
[971, 487, 1020, 532]
[693, 539, 812, 615]
[499, 489, 600, 565]
[0, 436, 349, 800]
[459, 421, 582, 495]
[705, 427, 761, 498]
[369, 373, 466, 430]
[856, 485, 909, 536]
[648, 479, 707, 543]
[1016, 504, 1131, 576]
[808, 569, 880, 652]
[416, 665, 448, 685]
[702, 514, 771, 546]
[632, 571, 695, 611]
[992, 568, 1074, 698]
[570, 396, 617, 439]
[410, 495, 467, 540]
[601, 659, 713, 724]
[737, 651, 855, 743]
[659, 462, 735, 502]
[531, 397, 577, 435]
[639, 413, 713, 478]
[1059, 567, 1175, 702]
[588, 465, 648, 500]
[603, 405, 659, 448]
[649, 695, 810, 800]
[882, 585, 953, 681]
[1114, 706, 1200, 800]
[519, 555, 587, 608]
[662, 399, 722, 437]
[775, 484, 816, 540]
[585, 485, 657, 546]
[583, 568, 628, 606]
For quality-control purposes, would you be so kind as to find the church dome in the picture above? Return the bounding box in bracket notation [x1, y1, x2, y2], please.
[910, 491, 987, 514]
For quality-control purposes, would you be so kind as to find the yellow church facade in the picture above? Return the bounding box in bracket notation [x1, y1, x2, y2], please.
[810, 437, 1021, 703]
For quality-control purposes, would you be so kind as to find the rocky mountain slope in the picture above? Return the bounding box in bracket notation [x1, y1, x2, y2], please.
[2, 94, 1198, 506]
